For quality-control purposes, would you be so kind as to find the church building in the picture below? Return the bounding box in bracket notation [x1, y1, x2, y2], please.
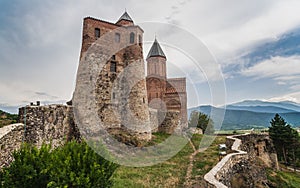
[79, 11, 187, 129]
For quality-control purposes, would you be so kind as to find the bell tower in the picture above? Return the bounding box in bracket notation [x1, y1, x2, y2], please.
[146, 38, 167, 109]
[146, 38, 167, 79]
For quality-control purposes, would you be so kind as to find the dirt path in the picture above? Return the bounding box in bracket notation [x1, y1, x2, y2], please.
[184, 139, 207, 187]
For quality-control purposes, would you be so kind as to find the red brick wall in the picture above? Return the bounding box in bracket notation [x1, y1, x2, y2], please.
[80, 17, 119, 59]
[116, 19, 134, 26]
[147, 56, 167, 78]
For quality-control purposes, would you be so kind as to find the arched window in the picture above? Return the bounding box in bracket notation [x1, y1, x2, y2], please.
[130, 32, 135, 44]
[95, 28, 100, 38]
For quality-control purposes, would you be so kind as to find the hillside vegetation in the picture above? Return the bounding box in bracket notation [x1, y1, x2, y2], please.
[0, 110, 18, 128]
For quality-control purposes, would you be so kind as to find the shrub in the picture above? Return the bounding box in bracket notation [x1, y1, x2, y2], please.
[0, 141, 118, 188]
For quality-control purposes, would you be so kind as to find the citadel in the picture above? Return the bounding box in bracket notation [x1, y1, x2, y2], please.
[0, 11, 281, 188]
[18, 11, 188, 145]
[74, 11, 188, 140]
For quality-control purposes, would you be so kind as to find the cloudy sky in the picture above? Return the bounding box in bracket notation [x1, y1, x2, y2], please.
[1, 0, 300, 113]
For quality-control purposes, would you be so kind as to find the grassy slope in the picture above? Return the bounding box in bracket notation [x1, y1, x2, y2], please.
[191, 135, 226, 184]
[267, 169, 300, 188]
[0, 110, 18, 128]
[112, 133, 226, 187]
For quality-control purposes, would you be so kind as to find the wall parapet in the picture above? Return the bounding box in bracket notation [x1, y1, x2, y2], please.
[204, 134, 248, 188]
[0, 105, 80, 169]
[204, 133, 278, 187]
[0, 123, 25, 169]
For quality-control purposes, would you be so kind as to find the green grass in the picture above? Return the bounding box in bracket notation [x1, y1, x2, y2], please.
[267, 169, 300, 188]
[111, 133, 226, 188]
[215, 129, 268, 135]
[112, 133, 193, 187]
[191, 136, 226, 179]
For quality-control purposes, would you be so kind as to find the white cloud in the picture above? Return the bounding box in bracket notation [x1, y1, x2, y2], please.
[241, 56, 300, 79]
[1, 0, 300, 108]
[267, 92, 300, 103]
[240, 56, 300, 97]
[200, 0, 300, 60]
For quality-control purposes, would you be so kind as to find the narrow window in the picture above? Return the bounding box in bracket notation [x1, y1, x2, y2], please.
[112, 55, 116, 60]
[112, 93, 116, 99]
[143, 98, 145, 103]
[130, 32, 135, 44]
[110, 62, 117, 72]
[115, 33, 120, 43]
[95, 28, 100, 38]
[139, 35, 142, 46]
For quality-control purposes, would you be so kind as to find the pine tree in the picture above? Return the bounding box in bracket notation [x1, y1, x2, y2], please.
[269, 114, 299, 166]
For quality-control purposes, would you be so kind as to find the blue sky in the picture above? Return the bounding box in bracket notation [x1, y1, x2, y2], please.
[1, 0, 300, 113]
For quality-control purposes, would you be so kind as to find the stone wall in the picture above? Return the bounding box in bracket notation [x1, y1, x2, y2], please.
[18, 105, 80, 148]
[204, 134, 279, 188]
[0, 105, 80, 169]
[157, 111, 181, 134]
[235, 134, 279, 170]
[0, 124, 24, 169]
[149, 109, 181, 134]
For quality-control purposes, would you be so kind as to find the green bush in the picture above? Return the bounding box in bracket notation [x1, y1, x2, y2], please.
[0, 141, 118, 188]
[188, 111, 215, 135]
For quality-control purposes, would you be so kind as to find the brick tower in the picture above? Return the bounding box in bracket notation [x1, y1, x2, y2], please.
[78, 11, 151, 141]
[146, 38, 167, 110]
[146, 39, 188, 126]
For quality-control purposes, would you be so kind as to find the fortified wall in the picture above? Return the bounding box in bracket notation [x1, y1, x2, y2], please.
[205, 134, 279, 188]
[149, 109, 180, 134]
[18, 105, 80, 147]
[0, 103, 180, 169]
[0, 124, 24, 169]
[0, 105, 80, 169]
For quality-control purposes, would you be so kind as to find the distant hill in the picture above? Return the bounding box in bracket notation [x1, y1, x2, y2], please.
[0, 110, 18, 128]
[225, 105, 297, 113]
[230, 100, 300, 112]
[188, 100, 300, 130]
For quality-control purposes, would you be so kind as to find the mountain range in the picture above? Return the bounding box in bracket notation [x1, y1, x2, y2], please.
[188, 100, 300, 130]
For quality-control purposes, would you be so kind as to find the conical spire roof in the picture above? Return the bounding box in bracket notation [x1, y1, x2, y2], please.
[117, 11, 133, 22]
[147, 38, 166, 59]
